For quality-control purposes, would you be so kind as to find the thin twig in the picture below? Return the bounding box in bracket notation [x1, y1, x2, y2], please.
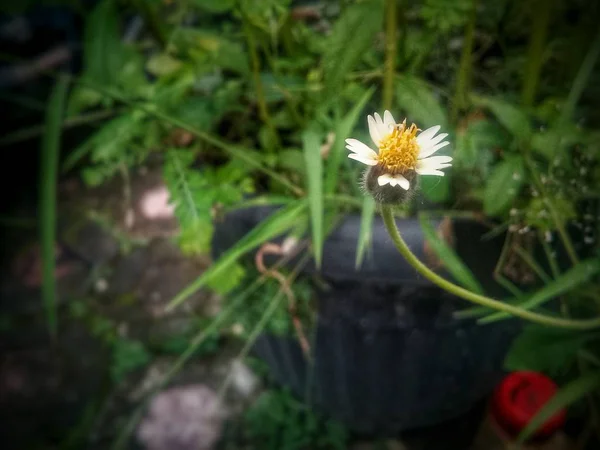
[255, 241, 311, 357]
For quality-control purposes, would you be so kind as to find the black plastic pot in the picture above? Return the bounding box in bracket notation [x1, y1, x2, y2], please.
[212, 206, 521, 439]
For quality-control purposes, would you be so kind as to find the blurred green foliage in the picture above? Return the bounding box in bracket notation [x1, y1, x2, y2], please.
[5, 0, 600, 444]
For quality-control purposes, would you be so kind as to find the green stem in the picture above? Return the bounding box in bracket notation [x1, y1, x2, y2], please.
[525, 156, 580, 265]
[515, 246, 551, 284]
[450, 0, 477, 123]
[383, 0, 397, 111]
[380, 206, 600, 330]
[521, 0, 552, 107]
[548, 199, 579, 265]
[539, 229, 561, 278]
[493, 232, 525, 298]
[560, 25, 600, 125]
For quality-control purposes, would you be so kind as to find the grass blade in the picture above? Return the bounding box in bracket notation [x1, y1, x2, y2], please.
[302, 129, 324, 268]
[166, 200, 306, 310]
[324, 87, 375, 194]
[561, 27, 600, 125]
[355, 196, 375, 268]
[479, 258, 600, 324]
[419, 215, 484, 294]
[40, 76, 69, 337]
[517, 371, 600, 443]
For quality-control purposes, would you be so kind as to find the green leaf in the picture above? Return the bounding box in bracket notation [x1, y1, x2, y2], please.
[505, 325, 597, 375]
[62, 112, 148, 183]
[302, 129, 324, 268]
[473, 96, 532, 141]
[322, 0, 383, 97]
[84, 0, 120, 85]
[171, 97, 214, 131]
[164, 150, 254, 256]
[517, 372, 600, 443]
[480, 259, 600, 324]
[483, 156, 526, 216]
[146, 53, 183, 77]
[419, 216, 484, 294]
[277, 149, 306, 176]
[206, 262, 246, 295]
[178, 221, 214, 255]
[172, 29, 249, 75]
[453, 119, 507, 171]
[110, 339, 151, 383]
[395, 75, 448, 128]
[166, 200, 307, 309]
[325, 87, 375, 194]
[531, 125, 585, 161]
[420, 0, 473, 32]
[355, 196, 376, 268]
[40, 76, 69, 337]
[75, 0, 148, 109]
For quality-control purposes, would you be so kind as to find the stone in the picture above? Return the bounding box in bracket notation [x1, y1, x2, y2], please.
[136, 384, 225, 450]
[62, 220, 120, 265]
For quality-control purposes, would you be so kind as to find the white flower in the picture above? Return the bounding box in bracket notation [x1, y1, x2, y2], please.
[345, 110, 452, 190]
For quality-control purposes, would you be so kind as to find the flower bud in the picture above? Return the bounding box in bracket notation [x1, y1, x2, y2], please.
[363, 165, 418, 205]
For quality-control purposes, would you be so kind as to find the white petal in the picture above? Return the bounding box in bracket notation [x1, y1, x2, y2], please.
[419, 140, 450, 159]
[373, 112, 391, 138]
[383, 110, 396, 127]
[418, 155, 453, 169]
[345, 138, 377, 158]
[428, 132, 448, 147]
[348, 153, 377, 166]
[391, 174, 410, 190]
[367, 115, 382, 146]
[416, 125, 441, 146]
[416, 168, 445, 176]
[377, 174, 393, 186]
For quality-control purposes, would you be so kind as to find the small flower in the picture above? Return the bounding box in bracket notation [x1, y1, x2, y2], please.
[345, 111, 452, 202]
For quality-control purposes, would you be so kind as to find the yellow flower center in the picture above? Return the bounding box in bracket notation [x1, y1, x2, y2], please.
[377, 120, 420, 174]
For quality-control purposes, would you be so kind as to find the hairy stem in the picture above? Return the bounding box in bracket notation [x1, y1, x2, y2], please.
[380, 206, 600, 330]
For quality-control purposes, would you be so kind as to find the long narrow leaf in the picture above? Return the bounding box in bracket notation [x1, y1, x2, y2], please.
[40, 76, 69, 337]
[325, 87, 374, 194]
[302, 129, 324, 268]
[479, 258, 600, 324]
[355, 196, 375, 268]
[419, 215, 484, 294]
[517, 372, 600, 443]
[561, 27, 600, 125]
[166, 200, 306, 310]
